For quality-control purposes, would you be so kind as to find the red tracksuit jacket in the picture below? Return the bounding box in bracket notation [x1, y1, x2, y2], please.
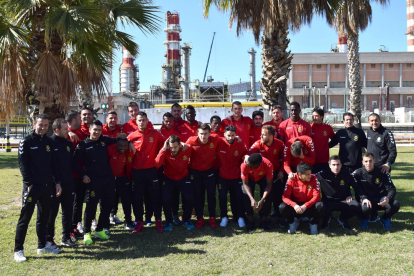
[107, 144, 133, 180]
[283, 135, 315, 174]
[127, 128, 164, 170]
[216, 138, 247, 180]
[282, 174, 321, 208]
[186, 135, 220, 172]
[154, 147, 192, 181]
[240, 157, 274, 182]
[248, 138, 285, 172]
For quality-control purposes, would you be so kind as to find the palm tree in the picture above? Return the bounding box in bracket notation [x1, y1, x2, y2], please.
[333, 0, 388, 128]
[0, 0, 160, 126]
[202, 0, 338, 119]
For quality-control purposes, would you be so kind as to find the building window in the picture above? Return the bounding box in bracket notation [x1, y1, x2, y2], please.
[371, 64, 376, 68]
[317, 64, 321, 69]
[335, 64, 340, 69]
[389, 64, 394, 68]
[408, 63, 412, 68]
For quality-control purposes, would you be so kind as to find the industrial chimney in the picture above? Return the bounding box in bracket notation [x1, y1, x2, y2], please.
[248, 48, 257, 100]
[119, 46, 139, 92]
[181, 43, 192, 100]
[407, 0, 414, 51]
[163, 11, 182, 88]
[338, 34, 347, 53]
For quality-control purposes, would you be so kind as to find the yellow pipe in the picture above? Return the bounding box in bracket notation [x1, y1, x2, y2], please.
[154, 102, 262, 108]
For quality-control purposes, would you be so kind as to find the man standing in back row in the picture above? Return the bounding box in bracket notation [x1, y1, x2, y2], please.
[278, 102, 312, 143]
[122, 102, 154, 135]
[220, 101, 253, 147]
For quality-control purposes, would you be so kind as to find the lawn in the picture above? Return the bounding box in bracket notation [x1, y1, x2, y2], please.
[0, 148, 413, 275]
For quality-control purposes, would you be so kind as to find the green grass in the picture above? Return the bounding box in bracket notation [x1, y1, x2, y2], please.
[1, 149, 414, 275]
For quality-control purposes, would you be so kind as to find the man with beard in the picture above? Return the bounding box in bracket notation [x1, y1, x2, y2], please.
[249, 111, 264, 147]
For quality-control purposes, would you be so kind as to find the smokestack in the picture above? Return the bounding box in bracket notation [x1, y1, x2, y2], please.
[338, 34, 347, 53]
[163, 11, 182, 87]
[407, 0, 414, 51]
[181, 43, 192, 100]
[248, 48, 257, 100]
[120, 46, 138, 92]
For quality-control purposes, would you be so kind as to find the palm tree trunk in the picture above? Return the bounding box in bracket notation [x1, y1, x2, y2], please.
[260, 25, 293, 121]
[347, 32, 362, 128]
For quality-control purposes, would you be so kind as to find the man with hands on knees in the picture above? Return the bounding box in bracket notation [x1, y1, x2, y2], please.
[352, 152, 400, 230]
[240, 153, 274, 232]
[279, 162, 324, 235]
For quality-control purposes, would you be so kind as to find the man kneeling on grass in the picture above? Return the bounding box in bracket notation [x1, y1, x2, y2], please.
[352, 152, 400, 230]
[279, 162, 324, 235]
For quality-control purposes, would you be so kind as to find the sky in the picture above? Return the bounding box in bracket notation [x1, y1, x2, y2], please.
[110, 0, 407, 94]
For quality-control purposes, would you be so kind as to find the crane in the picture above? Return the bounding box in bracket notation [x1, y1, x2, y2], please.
[203, 32, 216, 82]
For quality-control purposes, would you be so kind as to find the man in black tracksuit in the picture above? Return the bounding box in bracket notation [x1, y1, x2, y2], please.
[352, 152, 400, 230]
[46, 119, 77, 248]
[317, 155, 361, 230]
[73, 120, 119, 244]
[14, 114, 61, 262]
[329, 112, 367, 173]
[367, 113, 397, 174]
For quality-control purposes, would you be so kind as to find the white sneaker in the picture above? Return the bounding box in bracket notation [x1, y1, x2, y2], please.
[220, 217, 228, 227]
[309, 223, 319, 235]
[288, 218, 300, 234]
[14, 250, 27, 262]
[238, 217, 246, 228]
[77, 222, 84, 234]
[91, 219, 97, 231]
[37, 244, 60, 255]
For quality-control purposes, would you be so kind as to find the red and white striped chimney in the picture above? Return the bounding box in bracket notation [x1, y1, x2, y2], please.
[407, 0, 414, 51]
[164, 11, 181, 64]
[338, 34, 347, 53]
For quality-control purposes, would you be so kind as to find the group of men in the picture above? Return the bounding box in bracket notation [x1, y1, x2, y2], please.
[13, 100, 400, 263]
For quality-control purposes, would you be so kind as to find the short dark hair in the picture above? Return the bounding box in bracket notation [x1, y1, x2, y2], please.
[169, 135, 181, 144]
[290, 141, 303, 157]
[116, 133, 128, 142]
[210, 115, 221, 123]
[65, 110, 79, 123]
[262, 125, 275, 137]
[368, 113, 380, 120]
[52, 118, 67, 131]
[290, 101, 300, 109]
[252, 110, 264, 120]
[224, 125, 236, 133]
[232, 101, 242, 108]
[312, 107, 324, 118]
[127, 102, 138, 108]
[81, 107, 92, 113]
[272, 105, 283, 112]
[90, 120, 103, 128]
[137, 111, 147, 118]
[198, 123, 211, 132]
[343, 112, 354, 120]
[163, 112, 173, 119]
[171, 103, 182, 110]
[107, 110, 117, 116]
[186, 105, 195, 112]
[362, 152, 374, 159]
[248, 153, 262, 166]
[37, 113, 50, 121]
[329, 155, 341, 163]
[297, 162, 311, 174]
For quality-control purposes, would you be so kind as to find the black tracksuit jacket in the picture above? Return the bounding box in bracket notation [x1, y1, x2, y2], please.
[329, 126, 367, 167]
[352, 166, 396, 201]
[367, 125, 397, 167]
[51, 134, 74, 190]
[316, 169, 362, 202]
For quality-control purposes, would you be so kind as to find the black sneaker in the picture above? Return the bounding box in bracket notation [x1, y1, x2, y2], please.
[61, 239, 78, 248]
[270, 210, 277, 217]
[369, 213, 380, 223]
[260, 219, 270, 231]
[46, 241, 59, 250]
[246, 220, 255, 232]
[276, 218, 287, 228]
[338, 217, 352, 230]
[321, 217, 331, 230]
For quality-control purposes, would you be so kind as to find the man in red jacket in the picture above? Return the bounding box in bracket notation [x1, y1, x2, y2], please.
[279, 162, 324, 235]
[127, 111, 164, 233]
[122, 102, 154, 135]
[249, 110, 264, 147]
[220, 101, 253, 147]
[283, 135, 316, 180]
[311, 107, 335, 173]
[171, 103, 186, 132]
[241, 154, 274, 232]
[155, 135, 195, 231]
[186, 123, 221, 228]
[210, 116, 224, 137]
[216, 125, 247, 228]
[278, 102, 312, 143]
[107, 136, 134, 230]
[102, 111, 122, 138]
[263, 105, 284, 136]
[159, 112, 181, 141]
[178, 105, 201, 143]
[246, 125, 285, 226]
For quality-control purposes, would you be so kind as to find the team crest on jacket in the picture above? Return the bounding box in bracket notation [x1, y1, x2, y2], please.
[66, 146, 70, 152]
[375, 178, 380, 184]
[376, 137, 381, 142]
[354, 135, 358, 141]
[298, 127, 303, 132]
[307, 185, 312, 189]
[101, 141, 105, 146]
[273, 149, 277, 154]
[190, 175, 194, 180]
[340, 180, 345, 185]
[234, 151, 239, 156]
[183, 155, 188, 160]
[259, 172, 263, 175]
[323, 131, 327, 136]
[149, 137, 154, 142]
[91, 191, 95, 197]
[123, 157, 126, 162]
[210, 142, 214, 148]
[27, 197, 32, 202]
[46, 145, 50, 152]
[128, 156, 132, 161]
